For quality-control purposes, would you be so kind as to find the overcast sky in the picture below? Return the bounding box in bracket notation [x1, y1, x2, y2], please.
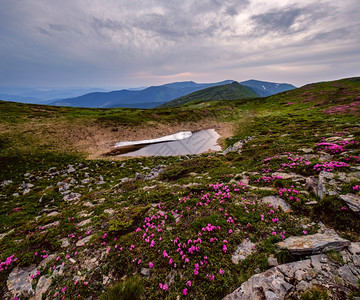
[1, 0, 359, 88]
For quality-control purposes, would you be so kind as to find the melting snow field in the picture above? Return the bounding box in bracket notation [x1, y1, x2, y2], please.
[115, 129, 221, 156]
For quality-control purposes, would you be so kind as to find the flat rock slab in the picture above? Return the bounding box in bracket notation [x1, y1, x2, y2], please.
[340, 193, 360, 213]
[277, 233, 350, 256]
[260, 196, 292, 213]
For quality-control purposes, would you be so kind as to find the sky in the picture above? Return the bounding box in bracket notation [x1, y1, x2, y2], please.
[0, 0, 360, 88]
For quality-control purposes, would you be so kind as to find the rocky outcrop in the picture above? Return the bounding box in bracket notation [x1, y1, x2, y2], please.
[277, 232, 350, 256]
[224, 242, 360, 300]
[7, 265, 37, 298]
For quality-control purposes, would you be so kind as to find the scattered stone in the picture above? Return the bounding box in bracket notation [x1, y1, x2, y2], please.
[339, 194, 360, 213]
[38, 254, 56, 269]
[317, 171, 337, 199]
[277, 232, 350, 256]
[83, 201, 94, 207]
[63, 192, 81, 202]
[40, 221, 60, 229]
[305, 176, 318, 194]
[104, 209, 115, 215]
[69, 258, 76, 264]
[268, 255, 278, 267]
[260, 196, 292, 213]
[77, 218, 91, 227]
[141, 268, 150, 276]
[76, 235, 93, 247]
[60, 238, 70, 248]
[83, 257, 99, 271]
[0, 228, 14, 240]
[67, 165, 76, 173]
[223, 136, 254, 154]
[299, 148, 313, 153]
[272, 172, 305, 182]
[231, 239, 256, 264]
[47, 211, 60, 217]
[103, 275, 110, 285]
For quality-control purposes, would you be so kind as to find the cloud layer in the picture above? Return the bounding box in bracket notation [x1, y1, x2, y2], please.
[0, 0, 359, 87]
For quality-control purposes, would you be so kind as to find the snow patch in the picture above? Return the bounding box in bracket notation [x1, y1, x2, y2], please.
[262, 85, 266, 90]
[115, 131, 193, 147]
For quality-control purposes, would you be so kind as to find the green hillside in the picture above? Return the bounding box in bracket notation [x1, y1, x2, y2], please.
[1, 77, 360, 299]
[159, 81, 259, 108]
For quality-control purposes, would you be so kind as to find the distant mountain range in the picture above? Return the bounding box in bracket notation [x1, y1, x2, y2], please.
[159, 81, 259, 108]
[50, 80, 235, 108]
[0, 80, 296, 108]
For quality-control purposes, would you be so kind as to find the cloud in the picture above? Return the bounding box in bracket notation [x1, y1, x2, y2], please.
[0, 0, 359, 87]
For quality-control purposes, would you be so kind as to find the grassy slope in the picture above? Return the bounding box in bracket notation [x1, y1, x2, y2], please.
[0, 77, 360, 299]
[159, 81, 258, 108]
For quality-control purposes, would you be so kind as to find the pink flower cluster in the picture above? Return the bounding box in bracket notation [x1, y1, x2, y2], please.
[313, 161, 349, 172]
[0, 255, 17, 271]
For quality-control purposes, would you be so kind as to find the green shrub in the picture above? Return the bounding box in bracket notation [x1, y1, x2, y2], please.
[100, 275, 144, 300]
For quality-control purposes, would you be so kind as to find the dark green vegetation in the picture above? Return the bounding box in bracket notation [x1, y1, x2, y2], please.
[0, 77, 360, 299]
[159, 81, 258, 108]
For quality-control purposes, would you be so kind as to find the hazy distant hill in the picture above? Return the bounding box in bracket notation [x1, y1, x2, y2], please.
[0, 87, 109, 104]
[159, 81, 258, 107]
[51, 80, 234, 108]
[240, 80, 296, 97]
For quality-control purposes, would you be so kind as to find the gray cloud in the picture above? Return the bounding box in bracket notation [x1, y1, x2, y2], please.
[0, 0, 359, 87]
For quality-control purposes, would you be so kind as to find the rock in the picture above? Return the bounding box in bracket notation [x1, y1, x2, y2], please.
[268, 255, 278, 267]
[277, 233, 350, 256]
[103, 275, 110, 285]
[318, 171, 334, 199]
[305, 177, 318, 194]
[348, 243, 360, 255]
[104, 209, 115, 215]
[83, 257, 99, 271]
[272, 172, 305, 182]
[47, 211, 59, 217]
[69, 258, 76, 264]
[63, 192, 81, 202]
[7, 265, 37, 298]
[33, 275, 52, 300]
[77, 219, 91, 227]
[0, 229, 14, 241]
[231, 239, 256, 264]
[223, 136, 254, 154]
[76, 235, 93, 247]
[299, 148, 313, 153]
[60, 238, 70, 248]
[67, 165, 76, 173]
[338, 265, 359, 287]
[223, 267, 293, 300]
[40, 221, 60, 230]
[339, 194, 360, 213]
[260, 196, 292, 213]
[38, 254, 56, 269]
[141, 268, 150, 276]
